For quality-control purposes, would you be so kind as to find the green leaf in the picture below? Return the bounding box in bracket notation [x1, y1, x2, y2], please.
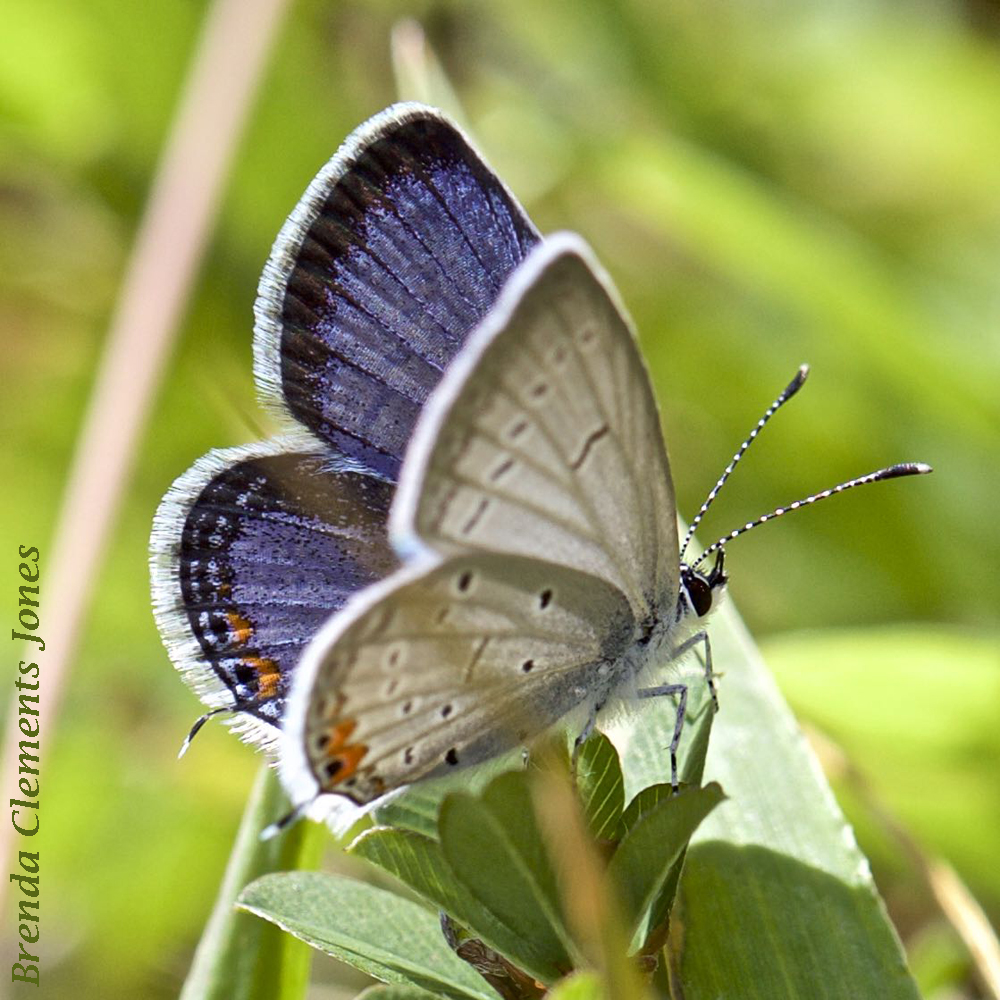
[179, 764, 325, 1000]
[438, 771, 576, 981]
[574, 732, 625, 842]
[616, 786, 689, 952]
[372, 786, 444, 839]
[619, 784, 675, 837]
[374, 749, 526, 837]
[606, 783, 724, 948]
[607, 603, 923, 998]
[615, 698, 717, 946]
[349, 826, 564, 984]
[237, 872, 497, 1000]
[545, 970, 605, 1000]
[355, 987, 442, 1000]
[677, 841, 919, 997]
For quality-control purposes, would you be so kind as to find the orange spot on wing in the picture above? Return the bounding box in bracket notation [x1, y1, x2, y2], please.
[227, 611, 253, 646]
[330, 743, 368, 782]
[322, 717, 368, 785]
[328, 718, 357, 749]
[244, 656, 280, 700]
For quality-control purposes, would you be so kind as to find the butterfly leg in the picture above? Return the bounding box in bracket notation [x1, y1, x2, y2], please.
[670, 630, 718, 710]
[177, 706, 234, 758]
[571, 700, 602, 774]
[636, 682, 688, 792]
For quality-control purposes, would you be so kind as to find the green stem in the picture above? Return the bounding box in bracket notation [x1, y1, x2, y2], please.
[180, 764, 326, 1000]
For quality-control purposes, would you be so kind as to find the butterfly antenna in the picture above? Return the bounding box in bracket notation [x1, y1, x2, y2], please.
[261, 797, 316, 841]
[680, 364, 810, 560]
[177, 707, 233, 759]
[692, 462, 932, 570]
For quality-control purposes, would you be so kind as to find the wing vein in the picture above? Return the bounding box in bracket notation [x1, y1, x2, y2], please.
[438, 468, 601, 545]
[496, 354, 642, 609]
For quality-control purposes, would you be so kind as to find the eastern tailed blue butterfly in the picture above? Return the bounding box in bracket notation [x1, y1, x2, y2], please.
[149, 104, 930, 831]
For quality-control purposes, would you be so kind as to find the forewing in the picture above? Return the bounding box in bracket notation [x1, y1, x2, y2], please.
[254, 103, 540, 479]
[150, 436, 396, 749]
[281, 553, 635, 805]
[393, 234, 679, 619]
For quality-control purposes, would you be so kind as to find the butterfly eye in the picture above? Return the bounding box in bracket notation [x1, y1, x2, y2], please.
[686, 575, 713, 617]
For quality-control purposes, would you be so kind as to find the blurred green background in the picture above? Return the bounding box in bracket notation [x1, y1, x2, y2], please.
[1, 0, 997, 997]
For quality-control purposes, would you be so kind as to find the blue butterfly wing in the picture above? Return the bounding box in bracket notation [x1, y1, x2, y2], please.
[254, 104, 541, 479]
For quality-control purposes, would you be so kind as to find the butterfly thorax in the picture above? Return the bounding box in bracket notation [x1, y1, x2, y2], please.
[611, 551, 729, 698]
[604, 560, 722, 708]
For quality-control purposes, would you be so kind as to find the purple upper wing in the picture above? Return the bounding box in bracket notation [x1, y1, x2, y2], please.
[254, 104, 541, 479]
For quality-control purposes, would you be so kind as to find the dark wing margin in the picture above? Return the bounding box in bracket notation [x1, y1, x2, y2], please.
[149, 434, 396, 751]
[253, 102, 541, 480]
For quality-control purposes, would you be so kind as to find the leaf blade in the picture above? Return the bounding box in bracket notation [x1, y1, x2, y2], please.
[609, 602, 922, 998]
[606, 783, 724, 947]
[237, 872, 498, 1000]
[574, 731, 625, 842]
[438, 772, 577, 980]
[350, 825, 564, 983]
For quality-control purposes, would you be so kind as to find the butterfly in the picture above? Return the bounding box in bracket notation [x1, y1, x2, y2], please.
[149, 103, 930, 830]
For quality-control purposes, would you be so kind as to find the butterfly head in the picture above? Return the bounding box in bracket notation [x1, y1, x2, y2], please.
[678, 549, 727, 622]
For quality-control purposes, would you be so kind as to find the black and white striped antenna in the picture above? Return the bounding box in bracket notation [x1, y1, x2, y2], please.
[681, 363, 932, 569]
[680, 364, 809, 561]
[692, 462, 931, 571]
